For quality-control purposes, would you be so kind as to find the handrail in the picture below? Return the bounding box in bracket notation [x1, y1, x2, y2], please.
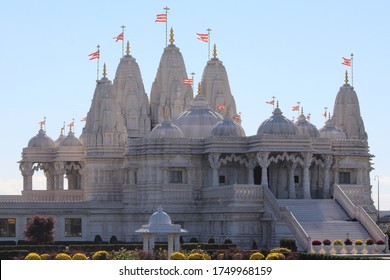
[262, 186, 310, 252]
[334, 185, 388, 253]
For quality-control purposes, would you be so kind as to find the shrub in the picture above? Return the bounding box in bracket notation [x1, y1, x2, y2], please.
[365, 238, 374, 245]
[269, 247, 291, 256]
[279, 238, 297, 251]
[311, 240, 322, 246]
[333, 240, 343, 246]
[40, 253, 51, 260]
[111, 248, 140, 260]
[224, 239, 233, 244]
[24, 253, 41, 260]
[376, 240, 385, 245]
[189, 237, 199, 243]
[249, 252, 265, 260]
[94, 235, 103, 244]
[55, 253, 71, 260]
[92, 250, 110, 260]
[251, 239, 259, 250]
[109, 235, 118, 244]
[266, 252, 285, 260]
[354, 240, 363, 245]
[322, 239, 331, 245]
[72, 253, 88, 260]
[24, 215, 56, 244]
[188, 253, 204, 260]
[208, 238, 215, 244]
[170, 252, 186, 260]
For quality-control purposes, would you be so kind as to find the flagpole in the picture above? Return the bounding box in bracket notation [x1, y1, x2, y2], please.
[96, 44, 100, 80]
[351, 53, 354, 86]
[207, 28, 212, 60]
[191, 72, 195, 89]
[272, 96, 275, 110]
[121, 25, 126, 57]
[164, 6, 170, 46]
[297, 102, 301, 116]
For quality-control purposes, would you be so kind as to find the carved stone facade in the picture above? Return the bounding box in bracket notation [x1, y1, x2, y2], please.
[0, 36, 375, 249]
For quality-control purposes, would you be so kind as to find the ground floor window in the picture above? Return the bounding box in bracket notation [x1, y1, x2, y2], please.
[0, 218, 16, 237]
[169, 171, 183, 183]
[339, 172, 351, 184]
[65, 218, 82, 237]
[219, 175, 226, 184]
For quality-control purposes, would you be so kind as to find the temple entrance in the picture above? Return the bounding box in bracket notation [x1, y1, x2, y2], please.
[253, 166, 262, 185]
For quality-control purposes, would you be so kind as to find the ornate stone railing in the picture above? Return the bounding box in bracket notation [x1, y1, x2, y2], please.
[334, 185, 388, 253]
[202, 184, 262, 202]
[262, 186, 310, 252]
[20, 190, 84, 202]
[339, 184, 368, 207]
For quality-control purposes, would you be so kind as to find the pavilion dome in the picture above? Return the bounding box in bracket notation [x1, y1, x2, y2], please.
[296, 113, 320, 138]
[28, 129, 55, 148]
[319, 118, 346, 139]
[257, 106, 299, 136]
[211, 112, 246, 137]
[149, 117, 185, 139]
[174, 94, 222, 138]
[60, 131, 83, 147]
[148, 206, 172, 225]
[54, 133, 65, 146]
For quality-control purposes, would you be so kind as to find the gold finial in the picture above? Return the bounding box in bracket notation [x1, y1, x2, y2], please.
[126, 41, 130, 55]
[103, 63, 107, 78]
[301, 107, 304, 114]
[213, 44, 217, 58]
[197, 82, 201, 95]
[328, 112, 331, 120]
[344, 70, 349, 84]
[276, 100, 279, 108]
[169, 28, 174, 45]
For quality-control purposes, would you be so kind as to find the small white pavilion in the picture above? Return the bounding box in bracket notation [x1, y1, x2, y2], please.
[135, 205, 188, 257]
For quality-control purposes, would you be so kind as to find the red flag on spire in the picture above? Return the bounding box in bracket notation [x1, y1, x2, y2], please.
[88, 50, 100, 60]
[266, 100, 274, 105]
[113, 32, 124, 42]
[216, 104, 225, 110]
[196, 33, 209, 42]
[155, 14, 167, 22]
[80, 117, 87, 122]
[292, 105, 299, 111]
[342, 57, 351, 66]
[68, 122, 74, 127]
[307, 113, 311, 122]
[183, 78, 193, 85]
[38, 120, 46, 125]
[233, 115, 241, 122]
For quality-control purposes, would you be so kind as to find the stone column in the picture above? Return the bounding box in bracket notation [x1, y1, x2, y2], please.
[20, 162, 34, 191]
[323, 155, 333, 198]
[302, 153, 313, 199]
[167, 233, 174, 257]
[143, 234, 149, 252]
[246, 158, 256, 185]
[53, 162, 65, 190]
[149, 235, 155, 252]
[257, 152, 270, 187]
[288, 162, 297, 199]
[208, 153, 221, 187]
[174, 235, 180, 252]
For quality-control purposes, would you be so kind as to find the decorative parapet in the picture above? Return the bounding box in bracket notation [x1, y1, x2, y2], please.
[20, 190, 84, 202]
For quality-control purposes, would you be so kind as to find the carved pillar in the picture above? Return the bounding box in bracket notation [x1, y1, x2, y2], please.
[288, 162, 297, 199]
[208, 153, 221, 187]
[246, 157, 256, 185]
[149, 235, 155, 252]
[302, 153, 312, 199]
[323, 155, 333, 198]
[167, 233, 174, 257]
[20, 162, 34, 191]
[53, 162, 65, 190]
[143, 234, 149, 252]
[257, 152, 270, 187]
[174, 235, 180, 252]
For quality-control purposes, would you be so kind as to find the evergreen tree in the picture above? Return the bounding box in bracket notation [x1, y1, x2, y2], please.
[24, 215, 56, 244]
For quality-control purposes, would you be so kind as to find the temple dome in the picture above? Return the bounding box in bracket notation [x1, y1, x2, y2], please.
[148, 206, 172, 225]
[28, 129, 55, 148]
[60, 131, 82, 147]
[296, 113, 320, 138]
[257, 107, 299, 136]
[211, 113, 246, 137]
[174, 94, 222, 138]
[319, 118, 346, 139]
[149, 117, 185, 139]
[54, 133, 65, 146]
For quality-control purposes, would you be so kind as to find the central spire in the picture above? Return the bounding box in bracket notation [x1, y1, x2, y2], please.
[169, 28, 175, 45]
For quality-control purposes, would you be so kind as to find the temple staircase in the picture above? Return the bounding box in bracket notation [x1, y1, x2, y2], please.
[277, 199, 370, 242]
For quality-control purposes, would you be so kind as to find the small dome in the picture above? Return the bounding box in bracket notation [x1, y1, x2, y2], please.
[148, 206, 172, 225]
[60, 131, 82, 147]
[211, 113, 246, 137]
[319, 118, 346, 139]
[28, 129, 55, 148]
[257, 107, 299, 136]
[174, 94, 222, 138]
[54, 133, 65, 146]
[296, 114, 320, 138]
[149, 118, 185, 139]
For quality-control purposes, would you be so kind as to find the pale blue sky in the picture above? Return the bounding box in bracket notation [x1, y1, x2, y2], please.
[0, 0, 389, 209]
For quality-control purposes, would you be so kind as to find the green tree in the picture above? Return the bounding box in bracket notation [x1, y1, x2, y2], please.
[24, 215, 56, 244]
